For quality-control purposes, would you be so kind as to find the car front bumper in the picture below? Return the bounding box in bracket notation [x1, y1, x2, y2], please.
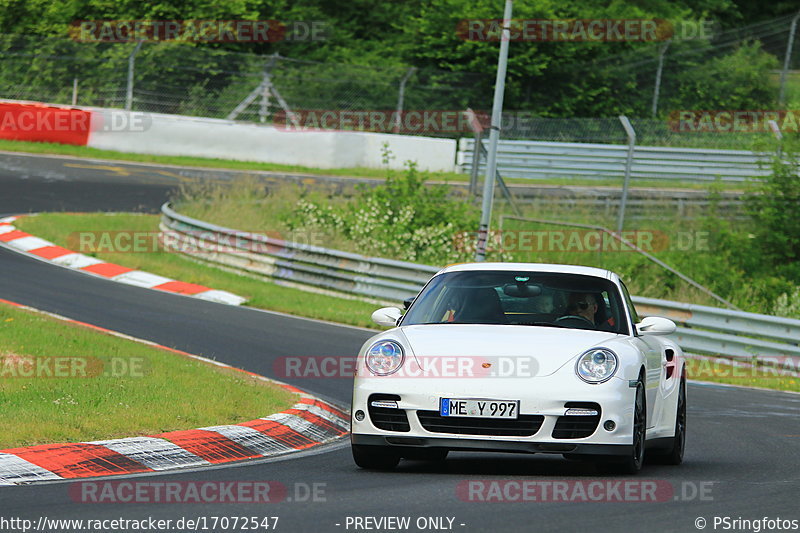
[351, 375, 637, 452]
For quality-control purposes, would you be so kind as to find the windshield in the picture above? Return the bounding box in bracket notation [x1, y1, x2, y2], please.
[402, 270, 628, 335]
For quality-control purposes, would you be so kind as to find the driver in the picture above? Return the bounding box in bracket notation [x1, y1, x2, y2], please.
[562, 293, 598, 326]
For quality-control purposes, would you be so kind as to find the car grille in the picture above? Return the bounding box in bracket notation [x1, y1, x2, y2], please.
[368, 394, 410, 432]
[416, 410, 544, 437]
[551, 402, 601, 439]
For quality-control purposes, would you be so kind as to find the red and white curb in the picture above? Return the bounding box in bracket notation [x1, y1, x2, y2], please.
[0, 298, 349, 486]
[0, 215, 246, 306]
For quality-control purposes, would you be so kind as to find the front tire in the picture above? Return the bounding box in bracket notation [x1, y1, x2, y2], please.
[352, 444, 401, 470]
[650, 375, 686, 465]
[603, 380, 646, 474]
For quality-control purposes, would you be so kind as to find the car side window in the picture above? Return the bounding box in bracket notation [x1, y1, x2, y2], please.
[620, 282, 639, 331]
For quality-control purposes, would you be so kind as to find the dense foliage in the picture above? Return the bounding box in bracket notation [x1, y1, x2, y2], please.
[0, 0, 795, 117]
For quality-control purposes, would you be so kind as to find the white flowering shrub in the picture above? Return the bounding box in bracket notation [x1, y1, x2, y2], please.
[773, 287, 800, 319]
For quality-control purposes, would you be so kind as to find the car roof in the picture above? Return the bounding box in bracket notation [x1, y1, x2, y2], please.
[438, 262, 618, 282]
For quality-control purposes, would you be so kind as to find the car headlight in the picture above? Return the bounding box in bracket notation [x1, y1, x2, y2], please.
[365, 340, 405, 376]
[575, 348, 618, 383]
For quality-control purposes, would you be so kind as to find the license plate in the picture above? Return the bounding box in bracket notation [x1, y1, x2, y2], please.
[440, 398, 519, 419]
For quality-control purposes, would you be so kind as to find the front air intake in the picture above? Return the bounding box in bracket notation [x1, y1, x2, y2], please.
[367, 394, 410, 432]
[552, 402, 602, 439]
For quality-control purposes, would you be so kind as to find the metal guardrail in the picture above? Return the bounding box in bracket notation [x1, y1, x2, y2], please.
[457, 139, 772, 182]
[160, 203, 438, 303]
[161, 203, 800, 365]
[634, 297, 800, 362]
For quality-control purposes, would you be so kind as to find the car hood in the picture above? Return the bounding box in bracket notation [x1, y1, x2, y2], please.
[397, 324, 622, 377]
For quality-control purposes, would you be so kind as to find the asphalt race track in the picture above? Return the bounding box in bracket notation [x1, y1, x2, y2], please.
[2, 151, 800, 533]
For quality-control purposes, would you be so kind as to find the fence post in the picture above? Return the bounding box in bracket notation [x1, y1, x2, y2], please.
[476, 0, 513, 262]
[393, 67, 416, 133]
[470, 132, 483, 196]
[125, 40, 144, 111]
[768, 119, 783, 160]
[463, 108, 485, 196]
[779, 11, 800, 106]
[71, 78, 78, 106]
[617, 115, 636, 234]
[651, 39, 671, 117]
[259, 54, 278, 123]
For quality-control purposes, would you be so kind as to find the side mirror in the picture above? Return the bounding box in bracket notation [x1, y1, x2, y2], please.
[372, 307, 403, 328]
[403, 296, 416, 310]
[636, 316, 676, 336]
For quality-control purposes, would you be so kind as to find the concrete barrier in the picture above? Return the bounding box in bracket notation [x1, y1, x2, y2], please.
[0, 99, 457, 172]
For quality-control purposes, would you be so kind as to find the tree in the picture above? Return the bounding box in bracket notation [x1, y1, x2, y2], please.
[748, 139, 800, 277]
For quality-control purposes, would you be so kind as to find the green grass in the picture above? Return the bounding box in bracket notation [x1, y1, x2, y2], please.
[14, 213, 379, 329]
[0, 301, 297, 448]
[0, 138, 754, 191]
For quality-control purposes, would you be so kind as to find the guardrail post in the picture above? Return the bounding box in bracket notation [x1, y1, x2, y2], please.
[617, 115, 636, 234]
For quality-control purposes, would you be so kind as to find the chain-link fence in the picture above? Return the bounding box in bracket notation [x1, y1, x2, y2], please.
[0, 12, 799, 146]
[535, 13, 800, 116]
[0, 33, 489, 125]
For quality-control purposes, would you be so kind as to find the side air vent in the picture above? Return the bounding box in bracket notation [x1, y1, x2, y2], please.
[665, 349, 675, 378]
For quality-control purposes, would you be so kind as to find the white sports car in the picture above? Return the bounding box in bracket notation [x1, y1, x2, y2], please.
[351, 263, 686, 473]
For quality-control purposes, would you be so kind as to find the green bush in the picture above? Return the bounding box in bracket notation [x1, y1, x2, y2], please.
[748, 141, 800, 274]
[283, 156, 481, 265]
[696, 140, 800, 316]
[665, 41, 779, 112]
